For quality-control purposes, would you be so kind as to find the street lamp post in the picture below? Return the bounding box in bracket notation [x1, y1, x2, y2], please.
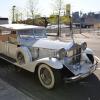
[69, 14, 74, 43]
[57, 14, 60, 36]
[57, 0, 61, 37]
[12, 5, 16, 23]
[80, 11, 82, 34]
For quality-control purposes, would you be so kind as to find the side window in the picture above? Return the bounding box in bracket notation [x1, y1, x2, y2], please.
[8, 31, 17, 44]
[0, 30, 11, 42]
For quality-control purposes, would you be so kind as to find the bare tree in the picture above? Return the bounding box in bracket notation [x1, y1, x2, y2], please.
[52, 0, 64, 15]
[52, 0, 64, 36]
[27, 0, 38, 24]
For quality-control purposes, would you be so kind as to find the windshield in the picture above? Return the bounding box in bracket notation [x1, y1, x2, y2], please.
[17, 29, 47, 46]
[17, 29, 34, 38]
[33, 29, 47, 38]
[17, 29, 47, 38]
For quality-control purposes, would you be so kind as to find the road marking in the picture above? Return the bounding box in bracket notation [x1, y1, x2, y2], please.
[94, 56, 100, 70]
[94, 56, 100, 63]
[97, 67, 100, 70]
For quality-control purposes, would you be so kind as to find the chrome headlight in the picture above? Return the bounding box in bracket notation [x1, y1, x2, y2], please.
[67, 50, 73, 57]
[81, 42, 87, 50]
[56, 48, 66, 59]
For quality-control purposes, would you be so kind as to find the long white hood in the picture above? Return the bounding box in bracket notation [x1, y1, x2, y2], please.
[33, 38, 73, 50]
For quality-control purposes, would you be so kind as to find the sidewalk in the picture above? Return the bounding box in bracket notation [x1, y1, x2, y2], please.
[0, 78, 33, 100]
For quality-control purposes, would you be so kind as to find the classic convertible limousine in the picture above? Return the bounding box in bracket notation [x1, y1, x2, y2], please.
[0, 24, 98, 89]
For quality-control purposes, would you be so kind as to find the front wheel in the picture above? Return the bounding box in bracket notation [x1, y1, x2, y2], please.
[38, 64, 61, 89]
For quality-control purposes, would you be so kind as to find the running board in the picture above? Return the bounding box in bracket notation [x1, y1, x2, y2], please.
[0, 54, 32, 72]
[0, 54, 17, 65]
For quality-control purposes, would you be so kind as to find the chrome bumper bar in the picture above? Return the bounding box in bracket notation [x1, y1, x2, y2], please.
[64, 61, 98, 83]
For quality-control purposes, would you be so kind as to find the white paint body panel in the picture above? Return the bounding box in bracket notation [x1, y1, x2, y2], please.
[33, 38, 73, 50]
[15, 57, 63, 72]
[0, 24, 97, 80]
[0, 24, 45, 30]
[84, 48, 93, 55]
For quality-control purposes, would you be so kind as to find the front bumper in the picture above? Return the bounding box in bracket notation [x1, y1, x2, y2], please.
[64, 61, 98, 83]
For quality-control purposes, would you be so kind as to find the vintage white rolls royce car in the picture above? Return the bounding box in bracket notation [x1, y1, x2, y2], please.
[0, 24, 98, 89]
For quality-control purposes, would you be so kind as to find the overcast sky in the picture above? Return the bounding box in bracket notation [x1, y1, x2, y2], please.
[0, 0, 100, 18]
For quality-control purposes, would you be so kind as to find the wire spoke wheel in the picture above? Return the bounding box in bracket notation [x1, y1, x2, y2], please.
[38, 64, 55, 89]
[40, 68, 52, 85]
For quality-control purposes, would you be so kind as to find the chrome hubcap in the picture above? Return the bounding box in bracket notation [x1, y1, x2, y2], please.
[40, 68, 52, 85]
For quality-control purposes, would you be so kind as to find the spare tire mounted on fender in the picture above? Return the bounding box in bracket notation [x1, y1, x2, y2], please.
[16, 47, 32, 65]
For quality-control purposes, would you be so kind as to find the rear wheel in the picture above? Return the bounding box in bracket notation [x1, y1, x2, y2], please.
[38, 64, 61, 89]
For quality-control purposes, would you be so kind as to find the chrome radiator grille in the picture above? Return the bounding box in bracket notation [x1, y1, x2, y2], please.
[72, 46, 81, 64]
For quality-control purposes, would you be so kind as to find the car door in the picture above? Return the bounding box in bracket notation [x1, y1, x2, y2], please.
[0, 33, 9, 55]
[7, 34, 18, 59]
[0, 41, 8, 55]
[7, 42, 17, 59]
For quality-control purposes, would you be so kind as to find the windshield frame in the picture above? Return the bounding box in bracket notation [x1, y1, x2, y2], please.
[33, 28, 47, 38]
[17, 28, 47, 39]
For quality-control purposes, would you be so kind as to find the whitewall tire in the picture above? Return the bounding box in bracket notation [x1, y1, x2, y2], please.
[38, 64, 56, 89]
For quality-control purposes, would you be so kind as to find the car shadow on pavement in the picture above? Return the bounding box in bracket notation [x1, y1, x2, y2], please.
[0, 59, 100, 100]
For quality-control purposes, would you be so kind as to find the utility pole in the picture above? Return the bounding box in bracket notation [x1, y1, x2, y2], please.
[57, 15, 60, 36]
[80, 11, 82, 34]
[69, 15, 72, 31]
[66, 4, 72, 31]
[57, 0, 61, 37]
[12, 5, 16, 23]
[43, 17, 48, 28]
[66, 4, 74, 42]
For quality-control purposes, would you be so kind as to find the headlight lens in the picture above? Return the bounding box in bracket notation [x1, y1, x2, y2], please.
[67, 50, 73, 57]
[81, 42, 87, 50]
[56, 48, 66, 59]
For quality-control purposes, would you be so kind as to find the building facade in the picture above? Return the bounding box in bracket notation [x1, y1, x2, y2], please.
[0, 18, 8, 24]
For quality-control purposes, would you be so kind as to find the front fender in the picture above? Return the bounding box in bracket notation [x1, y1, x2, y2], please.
[81, 48, 94, 62]
[84, 48, 93, 55]
[36, 57, 63, 70]
[17, 57, 63, 73]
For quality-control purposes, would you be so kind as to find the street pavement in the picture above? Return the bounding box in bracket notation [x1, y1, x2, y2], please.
[0, 78, 33, 100]
[0, 33, 100, 100]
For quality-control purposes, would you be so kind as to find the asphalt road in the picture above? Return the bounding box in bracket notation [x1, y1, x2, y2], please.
[0, 34, 100, 100]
